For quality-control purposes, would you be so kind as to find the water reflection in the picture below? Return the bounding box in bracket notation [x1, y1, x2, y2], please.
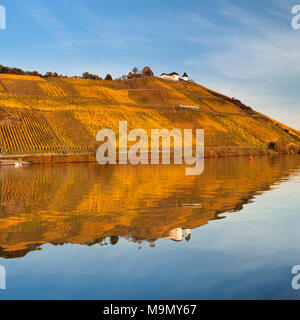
[0, 155, 299, 259]
[165, 228, 192, 242]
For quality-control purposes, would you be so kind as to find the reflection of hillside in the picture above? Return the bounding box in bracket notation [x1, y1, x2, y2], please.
[0, 156, 299, 258]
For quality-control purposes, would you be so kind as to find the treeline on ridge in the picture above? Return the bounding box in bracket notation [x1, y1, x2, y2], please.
[0, 63, 154, 81]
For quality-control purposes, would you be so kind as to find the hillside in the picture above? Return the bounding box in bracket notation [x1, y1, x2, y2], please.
[0, 73, 299, 156]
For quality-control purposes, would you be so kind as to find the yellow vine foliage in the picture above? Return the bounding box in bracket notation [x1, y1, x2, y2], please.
[0, 82, 5, 92]
[39, 82, 66, 97]
[0, 74, 45, 81]
[74, 85, 100, 98]
[0, 109, 61, 152]
[0, 74, 299, 154]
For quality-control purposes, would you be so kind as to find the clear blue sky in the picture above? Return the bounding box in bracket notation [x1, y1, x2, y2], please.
[0, 0, 299, 129]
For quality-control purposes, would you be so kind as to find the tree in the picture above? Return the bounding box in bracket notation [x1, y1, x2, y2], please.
[110, 236, 119, 245]
[82, 72, 90, 79]
[82, 72, 102, 80]
[132, 67, 138, 74]
[142, 66, 153, 76]
[104, 74, 112, 81]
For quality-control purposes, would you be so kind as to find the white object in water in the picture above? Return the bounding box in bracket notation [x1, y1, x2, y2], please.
[181, 203, 202, 208]
[15, 162, 23, 167]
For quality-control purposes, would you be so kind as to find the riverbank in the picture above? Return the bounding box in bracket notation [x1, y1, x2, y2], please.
[0, 159, 31, 166]
[0, 152, 95, 165]
[1, 146, 298, 165]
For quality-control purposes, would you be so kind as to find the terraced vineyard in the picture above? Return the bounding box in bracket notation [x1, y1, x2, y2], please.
[0, 109, 61, 152]
[39, 82, 66, 97]
[0, 73, 299, 154]
[0, 78, 44, 96]
[44, 110, 93, 151]
[0, 82, 5, 92]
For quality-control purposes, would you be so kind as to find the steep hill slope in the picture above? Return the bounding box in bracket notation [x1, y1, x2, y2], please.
[0, 74, 299, 155]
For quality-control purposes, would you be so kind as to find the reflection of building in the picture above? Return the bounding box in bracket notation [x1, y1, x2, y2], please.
[165, 228, 191, 242]
[185, 229, 191, 241]
[166, 228, 183, 241]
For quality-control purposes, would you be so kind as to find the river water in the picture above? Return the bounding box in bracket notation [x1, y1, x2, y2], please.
[0, 155, 300, 299]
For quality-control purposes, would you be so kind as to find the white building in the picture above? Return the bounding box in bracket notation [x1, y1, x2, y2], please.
[160, 72, 180, 81]
[182, 72, 189, 81]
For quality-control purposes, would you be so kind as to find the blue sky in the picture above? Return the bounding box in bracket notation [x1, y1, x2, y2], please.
[0, 0, 299, 129]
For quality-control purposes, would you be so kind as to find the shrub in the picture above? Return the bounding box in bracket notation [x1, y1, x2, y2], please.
[268, 139, 289, 153]
[289, 143, 300, 154]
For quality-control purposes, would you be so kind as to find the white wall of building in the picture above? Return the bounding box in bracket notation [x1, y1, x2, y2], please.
[160, 74, 180, 81]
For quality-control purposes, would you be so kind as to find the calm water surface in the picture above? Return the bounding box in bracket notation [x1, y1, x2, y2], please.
[0, 155, 300, 299]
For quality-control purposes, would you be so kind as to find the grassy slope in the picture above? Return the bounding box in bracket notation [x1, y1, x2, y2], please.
[0, 74, 299, 154]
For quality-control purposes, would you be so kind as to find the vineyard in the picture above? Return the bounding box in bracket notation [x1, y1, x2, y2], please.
[0, 82, 5, 92]
[44, 110, 93, 151]
[0, 109, 61, 152]
[39, 82, 66, 97]
[0, 73, 299, 154]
